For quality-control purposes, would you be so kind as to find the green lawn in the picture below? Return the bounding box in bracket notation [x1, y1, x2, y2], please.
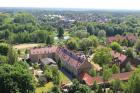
[35, 71, 70, 93]
[36, 82, 54, 93]
[59, 71, 71, 83]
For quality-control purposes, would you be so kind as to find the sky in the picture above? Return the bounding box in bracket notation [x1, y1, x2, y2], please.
[0, 0, 140, 10]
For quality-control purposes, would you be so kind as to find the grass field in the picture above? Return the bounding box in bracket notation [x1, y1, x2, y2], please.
[35, 82, 54, 93]
[13, 43, 45, 50]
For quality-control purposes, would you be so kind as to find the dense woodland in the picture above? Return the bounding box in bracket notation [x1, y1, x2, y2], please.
[1, 8, 140, 93]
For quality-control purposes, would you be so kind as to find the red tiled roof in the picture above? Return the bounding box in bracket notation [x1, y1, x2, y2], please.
[56, 47, 87, 69]
[80, 72, 132, 86]
[107, 34, 137, 43]
[30, 46, 57, 55]
[111, 51, 127, 62]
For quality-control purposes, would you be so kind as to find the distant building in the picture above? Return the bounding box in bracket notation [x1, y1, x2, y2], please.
[107, 34, 138, 44]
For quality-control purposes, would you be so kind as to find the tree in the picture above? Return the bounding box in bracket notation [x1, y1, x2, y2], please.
[93, 47, 112, 66]
[57, 27, 64, 38]
[7, 46, 17, 64]
[103, 68, 112, 92]
[111, 79, 122, 93]
[0, 55, 8, 63]
[98, 30, 106, 38]
[88, 36, 99, 47]
[123, 68, 140, 93]
[125, 63, 132, 72]
[135, 39, 140, 51]
[66, 38, 78, 50]
[79, 38, 92, 52]
[110, 42, 122, 52]
[111, 64, 120, 74]
[0, 43, 9, 56]
[126, 48, 134, 59]
[0, 63, 35, 93]
[46, 35, 54, 45]
[92, 81, 99, 92]
[86, 25, 93, 35]
[69, 79, 91, 93]
[89, 69, 96, 77]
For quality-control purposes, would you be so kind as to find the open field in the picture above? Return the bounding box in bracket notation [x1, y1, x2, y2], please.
[35, 82, 54, 93]
[13, 43, 45, 50]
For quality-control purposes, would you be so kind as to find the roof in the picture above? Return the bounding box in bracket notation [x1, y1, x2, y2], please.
[41, 58, 56, 65]
[30, 46, 88, 69]
[107, 34, 137, 43]
[111, 51, 127, 62]
[56, 47, 87, 69]
[30, 46, 57, 55]
[80, 72, 133, 86]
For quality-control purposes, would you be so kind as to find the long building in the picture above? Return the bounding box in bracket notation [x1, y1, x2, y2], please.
[29, 46, 91, 77]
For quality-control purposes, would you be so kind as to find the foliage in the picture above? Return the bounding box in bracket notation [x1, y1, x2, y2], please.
[126, 48, 134, 58]
[93, 47, 112, 66]
[0, 43, 9, 56]
[110, 42, 122, 52]
[57, 27, 64, 38]
[89, 69, 96, 77]
[66, 37, 78, 50]
[125, 63, 132, 72]
[111, 64, 120, 74]
[0, 63, 35, 93]
[111, 79, 122, 93]
[69, 79, 91, 93]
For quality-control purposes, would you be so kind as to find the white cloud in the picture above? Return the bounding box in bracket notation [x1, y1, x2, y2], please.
[0, 0, 140, 10]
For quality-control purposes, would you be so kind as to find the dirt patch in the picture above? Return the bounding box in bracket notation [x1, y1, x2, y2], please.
[13, 43, 45, 50]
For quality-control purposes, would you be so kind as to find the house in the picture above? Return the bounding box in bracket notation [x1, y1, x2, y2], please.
[29, 46, 57, 62]
[29, 46, 92, 78]
[111, 51, 128, 68]
[107, 34, 138, 44]
[55, 47, 92, 77]
[80, 72, 132, 86]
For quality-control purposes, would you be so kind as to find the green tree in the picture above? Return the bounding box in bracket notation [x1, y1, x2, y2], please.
[111, 64, 120, 74]
[125, 63, 132, 72]
[89, 69, 96, 77]
[103, 67, 112, 93]
[123, 68, 140, 93]
[7, 46, 17, 64]
[86, 25, 94, 35]
[126, 48, 134, 59]
[57, 27, 64, 38]
[98, 30, 106, 38]
[110, 42, 122, 52]
[66, 38, 78, 50]
[0, 63, 35, 93]
[0, 43, 9, 56]
[111, 79, 122, 93]
[0, 55, 8, 63]
[92, 81, 99, 92]
[135, 39, 140, 51]
[93, 47, 112, 66]
[46, 35, 54, 45]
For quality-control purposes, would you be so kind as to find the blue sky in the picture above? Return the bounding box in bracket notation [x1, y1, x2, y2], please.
[0, 0, 140, 10]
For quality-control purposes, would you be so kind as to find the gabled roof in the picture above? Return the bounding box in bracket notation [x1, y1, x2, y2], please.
[111, 51, 127, 63]
[30, 46, 57, 55]
[56, 47, 87, 69]
[107, 34, 137, 43]
[30, 46, 88, 69]
[80, 72, 132, 86]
